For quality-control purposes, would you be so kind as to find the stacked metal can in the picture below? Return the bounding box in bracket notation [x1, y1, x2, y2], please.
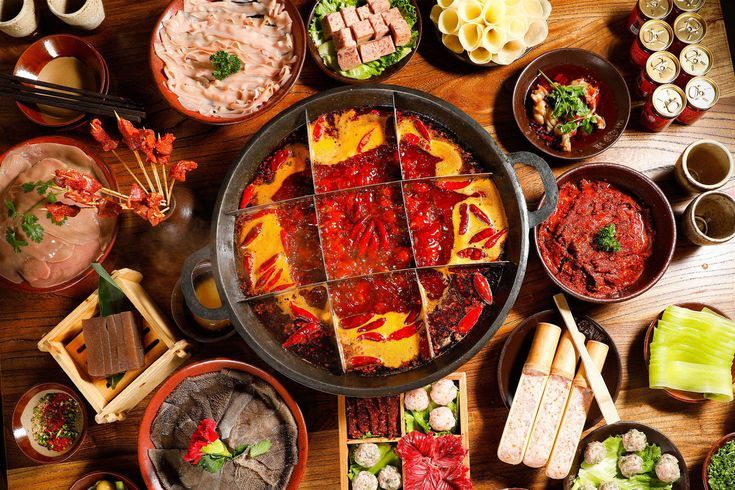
[630, 20, 673, 67]
[626, 0, 672, 35]
[640, 84, 686, 131]
[666, 0, 706, 22]
[636, 51, 680, 98]
[675, 44, 712, 86]
[669, 12, 706, 54]
[677, 76, 719, 124]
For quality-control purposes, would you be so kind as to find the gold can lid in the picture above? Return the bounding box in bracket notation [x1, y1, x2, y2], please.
[673, 0, 705, 13]
[685, 76, 719, 110]
[639, 0, 672, 19]
[640, 20, 674, 52]
[646, 51, 680, 83]
[652, 84, 686, 118]
[679, 44, 712, 76]
[674, 13, 707, 44]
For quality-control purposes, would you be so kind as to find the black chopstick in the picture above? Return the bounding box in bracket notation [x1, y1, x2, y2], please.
[0, 80, 144, 112]
[0, 88, 145, 122]
[0, 72, 144, 109]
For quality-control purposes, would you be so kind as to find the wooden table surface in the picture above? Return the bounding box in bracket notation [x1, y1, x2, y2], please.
[1, 0, 734, 488]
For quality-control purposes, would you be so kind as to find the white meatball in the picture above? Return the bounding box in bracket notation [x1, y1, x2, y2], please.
[404, 388, 430, 412]
[354, 443, 381, 468]
[599, 483, 620, 490]
[430, 379, 458, 406]
[578, 484, 597, 490]
[429, 406, 456, 432]
[377, 464, 402, 490]
[621, 429, 647, 453]
[353, 471, 378, 490]
[584, 441, 607, 465]
[618, 454, 644, 478]
[655, 453, 681, 483]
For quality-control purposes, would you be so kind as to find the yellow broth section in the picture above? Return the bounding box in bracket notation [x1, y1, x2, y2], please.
[309, 109, 390, 165]
[237, 212, 294, 293]
[397, 117, 465, 176]
[274, 289, 333, 325]
[251, 143, 309, 206]
[337, 312, 422, 369]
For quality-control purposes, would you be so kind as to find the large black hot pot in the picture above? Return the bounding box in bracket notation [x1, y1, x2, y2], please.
[181, 85, 558, 397]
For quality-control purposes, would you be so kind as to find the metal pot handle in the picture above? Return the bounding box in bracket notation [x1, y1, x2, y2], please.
[507, 151, 558, 229]
[180, 246, 230, 322]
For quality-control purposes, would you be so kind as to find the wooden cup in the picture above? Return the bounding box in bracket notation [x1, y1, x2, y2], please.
[675, 139, 734, 194]
[682, 190, 735, 245]
[0, 0, 37, 37]
[47, 0, 105, 30]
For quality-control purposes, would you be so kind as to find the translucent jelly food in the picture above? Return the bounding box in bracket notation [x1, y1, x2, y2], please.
[234, 105, 511, 375]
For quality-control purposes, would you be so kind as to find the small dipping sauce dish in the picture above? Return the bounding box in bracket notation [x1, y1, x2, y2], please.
[675, 139, 734, 194]
[13, 34, 108, 129]
[683, 190, 735, 246]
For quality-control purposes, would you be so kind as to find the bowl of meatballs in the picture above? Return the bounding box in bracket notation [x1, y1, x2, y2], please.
[563, 422, 689, 489]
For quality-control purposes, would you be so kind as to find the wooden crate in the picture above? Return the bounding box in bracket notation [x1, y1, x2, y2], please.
[338, 372, 470, 490]
[38, 268, 191, 424]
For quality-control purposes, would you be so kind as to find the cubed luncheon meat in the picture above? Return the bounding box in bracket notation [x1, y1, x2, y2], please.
[359, 35, 395, 63]
[389, 16, 411, 45]
[334, 27, 356, 49]
[337, 46, 362, 71]
[357, 5, 372, 20]
[322, 12, 345, 39]
[352, 19, 374, 43]
[341, 6, 360, 27]
[381, 7, 403, 26]
[368, 0, 391, 14]
[368, 14, 389, 39]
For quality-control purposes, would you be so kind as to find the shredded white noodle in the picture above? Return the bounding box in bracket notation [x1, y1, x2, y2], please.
[154, 0, 296, 119]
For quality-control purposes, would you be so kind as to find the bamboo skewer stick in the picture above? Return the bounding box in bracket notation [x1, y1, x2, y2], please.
[99, 187, 129, 200]
[111, 149, 147, 192]
[132, 150, 156, 195]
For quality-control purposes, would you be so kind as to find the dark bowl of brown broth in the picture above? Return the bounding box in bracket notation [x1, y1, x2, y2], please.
[13, 34, 109, 129]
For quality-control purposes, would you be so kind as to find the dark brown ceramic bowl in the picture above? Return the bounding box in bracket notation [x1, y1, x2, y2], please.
[643, 302, 732, 404]
[497, 309, 622, 428]
[306, 0, 422, 84]
[150, 0, 306, 125]
[0, 136, 120, 295]
[563, 421, 690, 489]
[138, 358, 308, 490]
[512, 48, 631, 161]
[703, 432, 735, 490]
[13, 34, 109, 129]
[69, 471, 140, 490]
[12, 383, 87, 464]
[534, 163, 676, 303]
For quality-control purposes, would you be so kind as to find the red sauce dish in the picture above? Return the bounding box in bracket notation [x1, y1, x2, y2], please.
[534, 163, 676, 303]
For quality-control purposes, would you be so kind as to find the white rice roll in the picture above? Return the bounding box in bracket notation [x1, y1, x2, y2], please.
[521, 0, 544, 18]
[430, 4, 444, 24]
[493, 38, 527, 64]
[503, 15, 528, 40]
[437, 0, 456, 9]
[540, 0, 552, 18]
[438, 8, 461, 34]
[442, 33, 465, 53]
[482, 0, 506, 25]
[457, 0, 483, 23]
[524, 17, 548, 46]
[468, 46, 493, 64]
[482, 24, 507, 52]
[458, 22, 483, 51]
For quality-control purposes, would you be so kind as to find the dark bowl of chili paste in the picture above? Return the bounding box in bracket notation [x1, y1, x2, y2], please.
[535, 163, 676, 303]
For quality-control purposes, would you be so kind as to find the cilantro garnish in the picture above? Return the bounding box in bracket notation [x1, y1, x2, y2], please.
[4, 179, 64, 253]
[595, 223, 621, 252]
[539, 70, 601, 136]
[210, 51, 242, 81]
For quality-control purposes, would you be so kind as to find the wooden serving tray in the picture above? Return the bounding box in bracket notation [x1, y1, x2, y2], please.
[337, 371, 470, 489]
[38, 268, 191, 424]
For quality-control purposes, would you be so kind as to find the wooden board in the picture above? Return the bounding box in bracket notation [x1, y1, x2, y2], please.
[0, 0, 733, 488]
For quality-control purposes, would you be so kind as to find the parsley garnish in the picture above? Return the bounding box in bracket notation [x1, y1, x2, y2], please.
[539, 70, 601, 135]
[5, 228, 28, 253]
[595, 223, 621, 252]
[4, 180, 64, 253]
[210, 51, 242, 81]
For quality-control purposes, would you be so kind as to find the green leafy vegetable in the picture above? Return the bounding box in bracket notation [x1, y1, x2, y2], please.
[210, 50, 242, 80]
[233, 439, 272, 459]
[403, 386, 459, 435]
[4, 179, 64, 253]
[595, 223, 621, 252]
[347, 443, 400, 481]
[105, 372, 125, 390]
[5, 228, 28, 253]
[709, 440, 735, 490]
[308, 0, 418, 80]
[6, 199, 16, 218]
[538, 69, 603, 136]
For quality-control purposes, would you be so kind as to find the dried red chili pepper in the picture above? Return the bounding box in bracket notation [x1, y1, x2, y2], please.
[263, 268, 283, 291]
[270, 282, 295, 292]
[241, 223, 263, 247]
[469, 204, 491, 225]
[388, 323, 419, 341]
[290, 303, 320, 323]
[457, 247, 485, 260]
[258, 253, 280, 273]
[239, 184, 256, 209]
[282, 322, 321, 348]
[482, 228, 507, 249]
[356, 317, 388, 333]
[457, 305, 484, 334]
[468, 227, 496, 244]
[242, 253, 253, 276]
[347, 355, 382, 369]
[350, 215, 370, 242]
[280, 228, 289, 254]
[414, 119, 432, 140]
[472, 273, 493, 305]
[367, 232, 380, 259]
[312, 117, 324, 142]
[357, 222, 375, 257]
[254, 266, 276, 290]
[405, 308, 421, 324]
[403, 133, 421, 147]
[340, 313, 374, 330]
[356, 128, 375, 153]
[458, 203, 469, 235]
[357, 331, 386, 342]
[270, 149, 290, 172]
[374, 220, 388, 246]
[436, 179, 471, 191]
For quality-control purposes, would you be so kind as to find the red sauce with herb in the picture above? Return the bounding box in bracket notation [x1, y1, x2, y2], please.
[537, 179, 655, 299]
[31, 392, 81, 452]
